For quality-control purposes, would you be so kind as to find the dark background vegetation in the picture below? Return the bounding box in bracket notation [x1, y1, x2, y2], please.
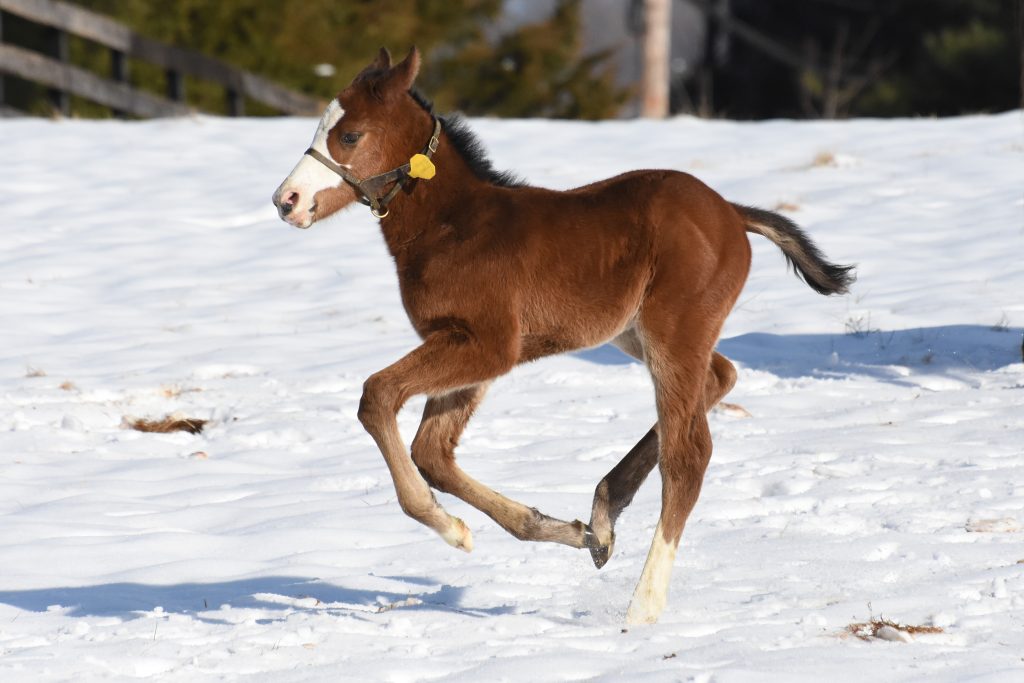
[716, 0, 1020, 119]
[1, 0, 1020, 119]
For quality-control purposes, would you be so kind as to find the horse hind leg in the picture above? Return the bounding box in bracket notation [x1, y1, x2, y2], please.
[411, 383, 602, 550]
[622, 297, 732, 624]
[587, 334, 736, 568]
[625, 403, 712, 625]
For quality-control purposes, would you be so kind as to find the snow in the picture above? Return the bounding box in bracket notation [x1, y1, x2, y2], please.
[1, 110, 1023, 681]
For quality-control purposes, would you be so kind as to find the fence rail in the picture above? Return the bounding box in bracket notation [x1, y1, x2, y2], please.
[0, 0, 322, 117]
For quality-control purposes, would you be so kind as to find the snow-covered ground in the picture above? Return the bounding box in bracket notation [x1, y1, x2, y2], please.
[1, 110, 1022, 681]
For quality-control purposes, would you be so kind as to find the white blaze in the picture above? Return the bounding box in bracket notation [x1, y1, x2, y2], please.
[275, 99, 346, 206]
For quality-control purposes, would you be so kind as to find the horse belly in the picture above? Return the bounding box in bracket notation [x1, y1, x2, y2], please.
[519, 257, 648, 361]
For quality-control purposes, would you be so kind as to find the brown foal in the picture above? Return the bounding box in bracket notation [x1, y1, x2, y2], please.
[272, 48, 854, 625]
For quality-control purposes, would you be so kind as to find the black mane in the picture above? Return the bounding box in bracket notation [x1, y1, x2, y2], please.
[409, 89, 525, 188]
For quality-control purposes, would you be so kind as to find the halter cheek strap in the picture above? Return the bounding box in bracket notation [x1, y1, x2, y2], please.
[304, 117, 442, 218]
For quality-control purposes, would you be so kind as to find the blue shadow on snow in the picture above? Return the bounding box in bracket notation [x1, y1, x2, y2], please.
[574, 324, 1023, 383]
[0, 576, 512, 624]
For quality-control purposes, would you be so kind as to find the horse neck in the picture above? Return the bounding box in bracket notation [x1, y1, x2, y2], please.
[377, 136, 486, 255]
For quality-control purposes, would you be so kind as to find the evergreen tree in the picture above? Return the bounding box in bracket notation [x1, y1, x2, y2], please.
[424, 0, 628, 119]
[56, 0, 624, 119]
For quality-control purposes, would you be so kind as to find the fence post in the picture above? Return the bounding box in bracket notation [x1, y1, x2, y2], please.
[166, 68, 184, 103]
[226, 86, 244, 116]
[641, 0, 670, 118]
[110, 47, 128, 117]
[44, 25, 70, 116]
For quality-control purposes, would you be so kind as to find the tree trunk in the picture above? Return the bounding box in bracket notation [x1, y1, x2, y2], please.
[641, 0, 670, 118]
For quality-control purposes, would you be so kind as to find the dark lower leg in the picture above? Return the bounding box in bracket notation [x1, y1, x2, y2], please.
[587, 426, 658, 567]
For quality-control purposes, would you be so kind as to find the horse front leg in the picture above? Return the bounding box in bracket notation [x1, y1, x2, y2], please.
[410, 384, 600, 550]
[357, 327, 600, 552]
[357, 331, 511, 552]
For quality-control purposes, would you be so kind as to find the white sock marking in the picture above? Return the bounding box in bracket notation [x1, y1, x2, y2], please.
[626, 523, 679, 625]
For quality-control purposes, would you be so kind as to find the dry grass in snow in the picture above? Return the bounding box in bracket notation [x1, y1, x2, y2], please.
[845, 618, 944, 643]
[124, 413, 208, 435]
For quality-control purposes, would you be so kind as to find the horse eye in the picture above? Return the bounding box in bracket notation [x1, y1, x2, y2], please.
[341, 132, 362, 145]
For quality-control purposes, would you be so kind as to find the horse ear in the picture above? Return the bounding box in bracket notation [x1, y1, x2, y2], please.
[388, 47, 421, 92]
[372, 47, 392, 71]
[355, 47, 391, 81]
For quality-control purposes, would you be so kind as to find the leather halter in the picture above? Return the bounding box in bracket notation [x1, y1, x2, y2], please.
[304, 117, 442, 218]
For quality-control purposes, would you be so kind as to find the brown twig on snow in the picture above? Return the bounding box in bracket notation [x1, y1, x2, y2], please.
[125, 414, 207, 435]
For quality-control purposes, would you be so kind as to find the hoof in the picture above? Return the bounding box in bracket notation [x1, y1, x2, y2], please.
[439, 516, 473, 553]
[625, 604, 660, 626]
[583, 526, 614, 569]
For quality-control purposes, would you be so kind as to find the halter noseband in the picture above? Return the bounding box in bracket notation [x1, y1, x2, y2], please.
[303, 117, 442, 219]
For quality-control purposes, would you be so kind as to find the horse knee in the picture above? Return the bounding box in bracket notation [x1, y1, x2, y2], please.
[357, 374, 396, 430]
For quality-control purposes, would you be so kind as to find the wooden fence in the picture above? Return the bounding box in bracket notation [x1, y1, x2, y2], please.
[0, 0, 322, 117]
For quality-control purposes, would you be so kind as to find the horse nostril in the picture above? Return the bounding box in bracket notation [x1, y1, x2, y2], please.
[278, 190, 300, 217]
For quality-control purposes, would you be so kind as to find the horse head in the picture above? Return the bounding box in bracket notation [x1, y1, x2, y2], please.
[272, 47, 430, 227]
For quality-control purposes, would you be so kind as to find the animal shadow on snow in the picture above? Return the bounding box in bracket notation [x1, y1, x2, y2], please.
[577, 324, 1023, 385]
[0, 576, 512, 625]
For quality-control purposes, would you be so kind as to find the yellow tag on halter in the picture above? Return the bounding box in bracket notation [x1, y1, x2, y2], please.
[408, 153, 436, 180]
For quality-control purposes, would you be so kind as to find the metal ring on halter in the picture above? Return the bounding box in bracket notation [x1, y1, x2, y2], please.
[371, 207, 389, 219]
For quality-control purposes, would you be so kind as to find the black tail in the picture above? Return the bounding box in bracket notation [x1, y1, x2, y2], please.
[732, 203, 855, 296]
